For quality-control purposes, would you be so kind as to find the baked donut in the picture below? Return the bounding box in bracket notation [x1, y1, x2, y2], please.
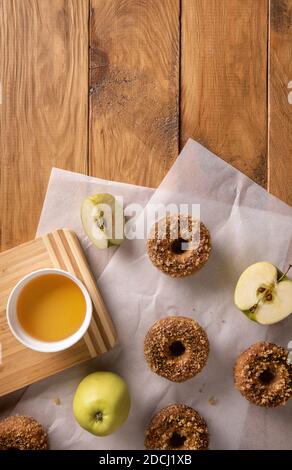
[144, 316, 209, 382]
[145, 404, 209, 450]
[147, 215, 211, 278]
[234, 342, 292, 407]
[0, 416, 48, 450]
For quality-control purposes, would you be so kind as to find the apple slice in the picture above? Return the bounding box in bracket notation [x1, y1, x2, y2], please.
[234, 262, 277, 311]
[234, 261, 292, 325]
[255, 280, 292, 324]
[81, 193, 124, 249]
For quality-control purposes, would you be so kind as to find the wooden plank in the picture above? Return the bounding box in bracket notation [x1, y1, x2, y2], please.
[181, 0, 268, 187]
[89, 0, 179, 187]
[268, 0, 292, 205]
[0, 0, 88, 251]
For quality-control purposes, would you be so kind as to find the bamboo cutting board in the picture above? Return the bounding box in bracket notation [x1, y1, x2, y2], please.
[0, 229, 117, 397]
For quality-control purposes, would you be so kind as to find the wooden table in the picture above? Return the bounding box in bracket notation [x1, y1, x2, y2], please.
[1, 0, 291, 252]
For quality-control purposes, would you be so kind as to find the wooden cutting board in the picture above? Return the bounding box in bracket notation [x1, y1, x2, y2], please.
[0, 229, 117, 397]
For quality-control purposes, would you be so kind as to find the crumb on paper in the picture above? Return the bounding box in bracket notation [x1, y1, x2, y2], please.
[199, 383, 206, 393]
[208, 396, 218, 406]
[53, 397, 61, 406]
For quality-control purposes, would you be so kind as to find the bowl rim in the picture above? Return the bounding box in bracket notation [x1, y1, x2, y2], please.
[6, 268, 92, 353]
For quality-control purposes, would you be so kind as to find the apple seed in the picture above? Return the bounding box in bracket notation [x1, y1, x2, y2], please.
[249, 304, 258, 313]
[257, 287, 266, 294]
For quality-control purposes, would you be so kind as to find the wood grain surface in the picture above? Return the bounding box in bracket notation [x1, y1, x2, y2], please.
[181, 0, 268, 187]
[0, 229, 117, 397]
[268, 0, 292, 205]
[0, 0, 88, 251]
[0, 0, 291, 255]
[89, 0, 180, 187]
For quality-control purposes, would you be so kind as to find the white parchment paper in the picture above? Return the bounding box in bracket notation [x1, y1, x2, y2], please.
[1, 140, 292, 449]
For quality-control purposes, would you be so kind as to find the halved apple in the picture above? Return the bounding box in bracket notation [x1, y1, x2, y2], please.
[81, 193, 124, 249]
[234, 261, 292, 325]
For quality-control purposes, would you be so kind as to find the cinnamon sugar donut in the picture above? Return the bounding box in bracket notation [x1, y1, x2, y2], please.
[144, 316, 209, 382]
[234, 342, 292, 407]
[145, 404, 209, 450]
[147, 215, 211, 278]
[0, 416, 48, 450]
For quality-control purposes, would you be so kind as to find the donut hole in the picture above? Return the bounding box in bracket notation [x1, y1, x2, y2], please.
[259, 367, 276, 385]
[169, 431, 186, 448]
[171, 238, 189, 255]
[169, 341, 185, 357]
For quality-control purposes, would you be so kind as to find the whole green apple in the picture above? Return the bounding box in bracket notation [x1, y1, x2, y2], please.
[73, 371, 131, 436]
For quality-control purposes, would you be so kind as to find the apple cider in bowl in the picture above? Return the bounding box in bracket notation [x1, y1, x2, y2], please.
[17, 273, 86, 342]
[7, 268, 92, 352]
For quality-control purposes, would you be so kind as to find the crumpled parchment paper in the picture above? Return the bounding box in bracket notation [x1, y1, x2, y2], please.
[1, 140, 291, 449]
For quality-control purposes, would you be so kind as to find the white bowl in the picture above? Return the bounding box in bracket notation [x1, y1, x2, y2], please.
[6, 268, 92, 353]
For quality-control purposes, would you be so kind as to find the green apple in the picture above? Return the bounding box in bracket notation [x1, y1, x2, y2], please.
[81, 193, 124, 249]
[73, 371, 131, 436]
[234, 261, 292, 325]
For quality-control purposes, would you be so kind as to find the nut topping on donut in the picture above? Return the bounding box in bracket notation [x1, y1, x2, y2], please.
[147, 215, 211, 278]
[234, 342, 292, 407]
[144, 316, 209, 382]
[145, 404, 209, 450]
[0, 415, 48, 450]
